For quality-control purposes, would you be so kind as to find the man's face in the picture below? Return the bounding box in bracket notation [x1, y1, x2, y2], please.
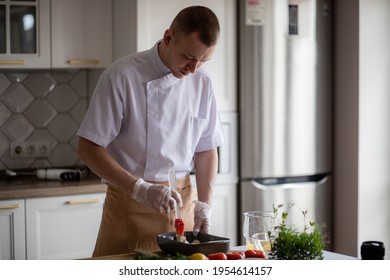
[163, 30, 217, 78]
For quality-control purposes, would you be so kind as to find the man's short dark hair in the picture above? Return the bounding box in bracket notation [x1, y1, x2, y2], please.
[170, 6, 220, 47]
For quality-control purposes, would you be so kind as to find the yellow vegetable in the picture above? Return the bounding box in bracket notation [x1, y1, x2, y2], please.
[189, 253, 208, 260]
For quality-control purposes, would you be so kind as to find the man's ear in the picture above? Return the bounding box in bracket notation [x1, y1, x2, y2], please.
[163, 29, 173, 45]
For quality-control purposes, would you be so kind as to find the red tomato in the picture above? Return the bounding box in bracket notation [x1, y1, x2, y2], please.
[175, 218, 185, 236]
[226, 251, 245, 260]
[244, 249, 265, 259]
[207, 252, 227, 260]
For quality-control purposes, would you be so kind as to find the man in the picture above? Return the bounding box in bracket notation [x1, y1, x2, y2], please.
[77, 6, 224, 257]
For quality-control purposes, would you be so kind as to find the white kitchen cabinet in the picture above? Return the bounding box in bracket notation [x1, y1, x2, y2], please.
[51, 0, 113, 68]
[210, 184, 237, 246]
[0, 199, 26, 260]
[114, 0, 237, 111]
[188, 114, 238, 245]
[0, 0, 50, 69]
[25, 192, 105, 260]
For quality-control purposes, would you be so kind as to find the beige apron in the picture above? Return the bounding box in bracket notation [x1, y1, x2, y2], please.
[92, 176, 196, 257]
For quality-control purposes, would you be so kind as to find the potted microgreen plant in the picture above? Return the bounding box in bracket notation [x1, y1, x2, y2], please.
[268, 203, 329, 260]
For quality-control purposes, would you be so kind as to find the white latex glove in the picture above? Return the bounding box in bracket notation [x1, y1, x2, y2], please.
[131, 178, 183, 214]
[193, 200, 212, 236]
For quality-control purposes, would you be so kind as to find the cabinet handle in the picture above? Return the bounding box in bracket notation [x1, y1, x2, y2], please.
[65, 198, 101, 205]
[0, 204, 22, 210]
[67, 59, 100, 65]
[0, 60, 26, 65]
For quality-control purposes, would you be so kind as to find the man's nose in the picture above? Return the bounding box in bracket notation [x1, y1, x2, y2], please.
[188, 60, 200, 73]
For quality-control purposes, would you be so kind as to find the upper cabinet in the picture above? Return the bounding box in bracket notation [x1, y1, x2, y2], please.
[0, 0, 50, 68]
[0, 0, 112, 69]
[51, 0, 112, 68]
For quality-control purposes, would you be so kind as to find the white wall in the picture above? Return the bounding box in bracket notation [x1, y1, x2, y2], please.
[359, 0, 390, 257]
[334, 0, 390, 259]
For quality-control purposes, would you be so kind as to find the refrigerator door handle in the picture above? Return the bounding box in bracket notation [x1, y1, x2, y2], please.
[249, 174, 329, 189]
[251, 180, 268, 190]
[251, 180, 271, 190]
[249, 180, 302, 191]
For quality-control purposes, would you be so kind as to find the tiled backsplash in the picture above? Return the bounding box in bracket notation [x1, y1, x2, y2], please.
[0, 70, 91, 170]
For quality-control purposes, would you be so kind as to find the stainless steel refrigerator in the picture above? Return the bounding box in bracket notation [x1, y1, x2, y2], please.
[238, 0, 333, 244]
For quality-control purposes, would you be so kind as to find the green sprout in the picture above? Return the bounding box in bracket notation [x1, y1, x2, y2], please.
[268, 203, 329, 260]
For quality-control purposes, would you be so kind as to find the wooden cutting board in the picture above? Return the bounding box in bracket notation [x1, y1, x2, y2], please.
[81, 253, 136, 260]
[81, 250, 164, 260]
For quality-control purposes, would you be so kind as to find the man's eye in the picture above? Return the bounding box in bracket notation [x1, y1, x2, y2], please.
[183, 54, 195, 60]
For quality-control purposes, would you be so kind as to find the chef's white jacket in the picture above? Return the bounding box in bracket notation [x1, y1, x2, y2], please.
[77, 42, 224, 181]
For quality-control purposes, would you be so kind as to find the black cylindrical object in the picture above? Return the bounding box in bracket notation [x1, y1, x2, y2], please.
[361, 241, 385, 260]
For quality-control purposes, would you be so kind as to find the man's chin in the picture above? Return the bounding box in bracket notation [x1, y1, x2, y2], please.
[173, 71, 189, 79]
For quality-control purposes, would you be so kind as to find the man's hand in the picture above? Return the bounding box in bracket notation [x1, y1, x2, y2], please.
[132, 178, 183, 213]
[193, 200, 212, 236]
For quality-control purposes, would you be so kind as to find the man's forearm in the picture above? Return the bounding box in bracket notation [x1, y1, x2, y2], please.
[194, 149, 218, 206]
[77, 137, 137, 193]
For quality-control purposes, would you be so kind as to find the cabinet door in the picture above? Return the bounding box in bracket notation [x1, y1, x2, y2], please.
[51, 0, 112, 68]
[210, 184, 238, 246]
[26, 193, 106, 260]
[135, 0, 237, 111]
[0, 199, 26, 260]
[0, 0, 50, 69]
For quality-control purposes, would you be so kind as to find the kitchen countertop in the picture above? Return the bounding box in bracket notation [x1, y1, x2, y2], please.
[0, 173, 107, 200]
[83, 246, 358, 260]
